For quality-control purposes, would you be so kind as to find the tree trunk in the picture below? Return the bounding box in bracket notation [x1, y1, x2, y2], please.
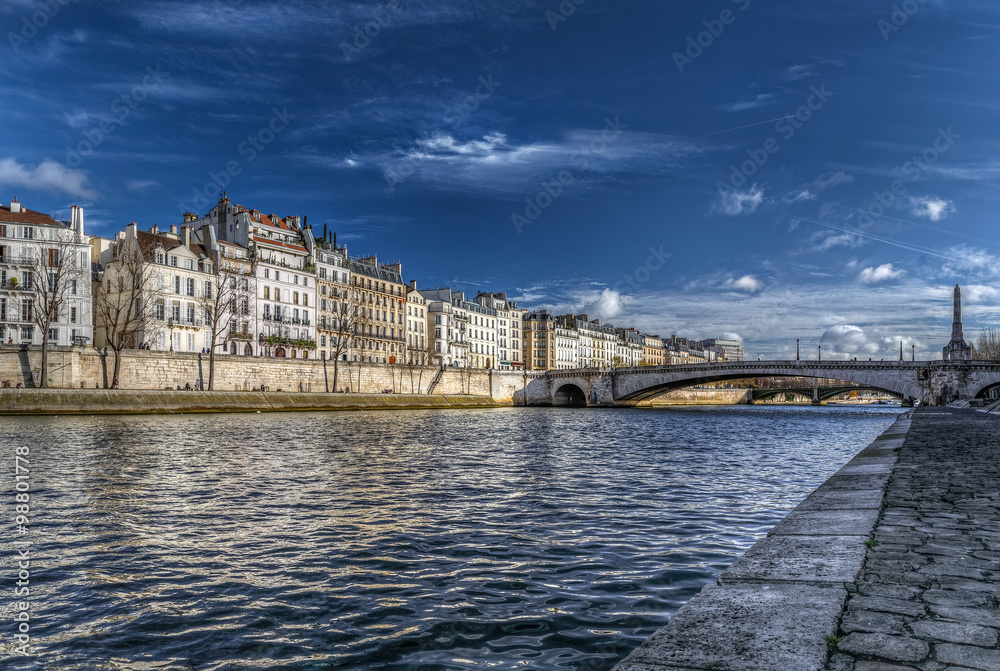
[332, 359, 339, 393]
[39, 338, 49, 388]
[208, 348, 216, 390]
[112, 347, 122, 389]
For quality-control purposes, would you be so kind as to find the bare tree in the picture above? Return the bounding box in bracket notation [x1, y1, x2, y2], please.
[28, 235, 88, 388]
[973, 328, 1000, 361]
[199, 269, 254, 390]
[327, 293, 357, 393]
[92, 235, 155, 388]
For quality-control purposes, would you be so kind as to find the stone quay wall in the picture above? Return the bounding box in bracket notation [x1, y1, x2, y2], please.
[615, 412, 913, 671]
[639, 388, 751, 406]
[0, 346, 527, 402]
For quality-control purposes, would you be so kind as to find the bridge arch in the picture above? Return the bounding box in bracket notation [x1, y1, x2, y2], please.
[553, 383, 587, 407]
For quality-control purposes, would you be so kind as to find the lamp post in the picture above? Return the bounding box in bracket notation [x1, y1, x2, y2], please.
[912, 344, 915, 361]
[796, 339, 800, 361]
[818, 345, 822, 362]
[168, 318, 174, 352]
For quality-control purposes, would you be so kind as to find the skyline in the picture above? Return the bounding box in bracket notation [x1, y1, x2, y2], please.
[3, 0, 1000, 359]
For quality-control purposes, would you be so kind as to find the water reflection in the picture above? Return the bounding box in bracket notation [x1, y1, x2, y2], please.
[2, 405, 897, 670]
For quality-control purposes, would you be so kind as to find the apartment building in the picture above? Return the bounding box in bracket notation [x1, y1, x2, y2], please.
[350, 256, 405, 364]
[0, 199, 92, 348]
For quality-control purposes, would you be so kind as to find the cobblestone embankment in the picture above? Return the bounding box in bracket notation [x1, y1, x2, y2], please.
[826, 408, 1000, 671]
[615, 413, 913, 671]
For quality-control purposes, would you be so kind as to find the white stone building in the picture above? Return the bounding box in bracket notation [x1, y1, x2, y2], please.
[422, 287, 468, 367]
[476, 292, 523, 370]
[1, 198, 92, 347]
[404, 282, 429, 364]
[184, 196, 317, 359]
[555, 325, 580, 370]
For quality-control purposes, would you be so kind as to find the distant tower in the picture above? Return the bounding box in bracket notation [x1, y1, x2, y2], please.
[942, 284, 972, 361]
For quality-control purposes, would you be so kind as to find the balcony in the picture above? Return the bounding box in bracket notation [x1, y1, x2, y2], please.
[0, 280, 28, 291]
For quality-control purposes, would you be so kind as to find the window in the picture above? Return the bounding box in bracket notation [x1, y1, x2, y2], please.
[204, 281, 213, 299]
[303, 295, 308, 307]
[48, 328, 58, 341]
[293, 291, 299, 305]
[21, 300, 32, 321]
[170, 256, 178, 267]
[275, 289, 281, 302]
[172, 302, 181, 322]
[185, 259, 194, 270]
[70, 307, 77, 324]
[186, 278, 195, 296]
[22, 272, 32, 290]
[264, 268, 270, 279]
[156, 252, 165, 264]
[264, 286, 270, 300]
[186, 304, 195, 324]
[23, 227, 34, 240]
[154, 299, 164, 321]
[21, 327, 33, 340]
[263, 304, 271, 319]
[303, 277, 307, 287]
[294, 275, 299, 285]
[70, 280, 77, 295]
[47, 249, 59, 267]
[275, 271, 279, 282]
[174, 276, 181, 294]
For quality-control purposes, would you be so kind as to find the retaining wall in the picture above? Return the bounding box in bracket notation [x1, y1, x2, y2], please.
[615, 413, 912, 671]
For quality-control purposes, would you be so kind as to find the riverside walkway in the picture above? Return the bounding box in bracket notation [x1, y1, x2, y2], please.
[616, 408, 1000, 671]
[827, 408, 1000, 671]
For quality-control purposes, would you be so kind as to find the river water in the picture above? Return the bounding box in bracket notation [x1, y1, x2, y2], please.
[2, 405, 898, 670]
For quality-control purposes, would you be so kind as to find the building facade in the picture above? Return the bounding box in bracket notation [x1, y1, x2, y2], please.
[0, 199, 92, 348]
[350, 256, 405, 364]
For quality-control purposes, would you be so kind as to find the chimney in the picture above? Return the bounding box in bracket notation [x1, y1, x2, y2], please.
[183, 212, 197, 223]
[169, 224, 178, 236]
[150, 224, 159, 235]
[182, 226, 191, 249]
[70, 205, 84, 235]
[10, 197, 21, 214]
[126, 221, 138, 240]
[409, 280, 417, 290]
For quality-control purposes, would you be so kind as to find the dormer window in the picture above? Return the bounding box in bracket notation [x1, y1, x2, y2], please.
[170, 256, 178, 267]
[156, 253, 164, 264]
[185, 259, 194, 270]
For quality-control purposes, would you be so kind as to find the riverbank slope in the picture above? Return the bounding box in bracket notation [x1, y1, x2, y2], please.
[0, 389, 508, 415]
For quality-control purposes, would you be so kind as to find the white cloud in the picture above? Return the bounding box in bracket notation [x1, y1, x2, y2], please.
[713, 184, 765, 215]
[584, 288, 625, 321]
[719, 94, 775, 112]
[811, 231, 865, 251]
[126, 179, 159, 191]
[859, 263, 904, 283]
[721, 332, 743, 342]
[819, 324, 919, 360]
[0, 157, 95, 199]
[348, 129, 703, 195]
[727, 275, 763, 292]
[941, 245, 1000, 277]
[911, 196, 955, 222]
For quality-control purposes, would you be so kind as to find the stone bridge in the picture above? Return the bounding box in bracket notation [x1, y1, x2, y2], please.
[749, 385, 902, 404]
[513, 361, 1000, 407]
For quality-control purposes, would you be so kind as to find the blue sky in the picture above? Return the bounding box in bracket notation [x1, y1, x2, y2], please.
[2, 0, 999, 359]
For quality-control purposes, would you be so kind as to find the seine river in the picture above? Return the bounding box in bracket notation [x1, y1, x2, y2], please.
[2, 405, 898, 670]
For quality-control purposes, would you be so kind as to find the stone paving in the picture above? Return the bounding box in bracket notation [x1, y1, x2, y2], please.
[827, 408, 1000, 671]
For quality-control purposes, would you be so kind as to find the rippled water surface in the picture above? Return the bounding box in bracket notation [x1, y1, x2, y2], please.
[1, 405, 898, 670]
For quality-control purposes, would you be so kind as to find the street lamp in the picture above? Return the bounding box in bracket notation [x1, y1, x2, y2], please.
[796, 339, 800, 361]
[168, 318, 174, 351]
[818, 345, 822, 362]
[912, 344, 915, 361]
